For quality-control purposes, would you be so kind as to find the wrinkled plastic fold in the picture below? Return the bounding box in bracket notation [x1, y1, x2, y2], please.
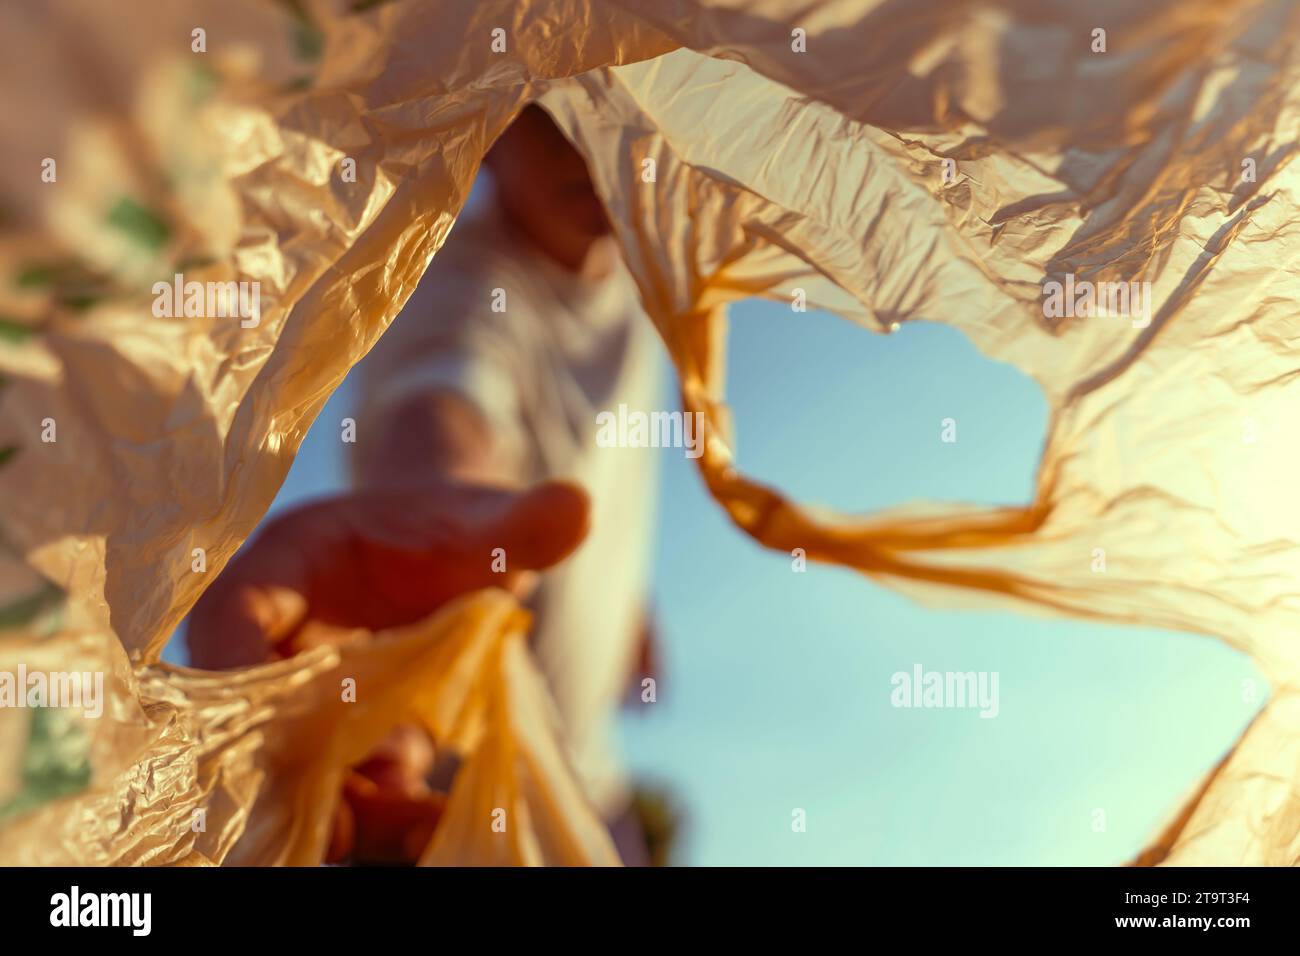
[2, 0, 1299, 865]
[0, 591, 618, 866]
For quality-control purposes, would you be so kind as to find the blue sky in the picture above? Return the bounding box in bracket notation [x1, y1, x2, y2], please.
[169, 296, 1262, 866]
[620, 304, 1261, 865]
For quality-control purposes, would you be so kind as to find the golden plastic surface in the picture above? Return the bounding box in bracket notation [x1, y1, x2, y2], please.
[2, 0, 1298, 865]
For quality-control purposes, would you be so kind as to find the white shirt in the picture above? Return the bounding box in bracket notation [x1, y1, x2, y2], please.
[356, 187, 661, 816]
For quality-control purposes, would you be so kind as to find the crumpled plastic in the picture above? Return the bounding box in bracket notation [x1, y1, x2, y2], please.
[3, 0, 1300, 865]
[0, 0, 640, 866]
[0, 591, 618, 865]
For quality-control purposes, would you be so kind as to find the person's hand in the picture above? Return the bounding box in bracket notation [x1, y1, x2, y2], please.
[187, 479, 589, 668]
[186, 478, 590, 863]
[329, 725, 445, 865]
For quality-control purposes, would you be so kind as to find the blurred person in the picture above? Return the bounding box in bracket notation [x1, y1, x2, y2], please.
[188, 104, 662, 864]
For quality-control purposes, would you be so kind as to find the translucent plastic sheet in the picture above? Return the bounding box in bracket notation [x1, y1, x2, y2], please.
[0, 0, 638, 866]
[2, 0, 1299, 865]
[0, 591, 618, 865]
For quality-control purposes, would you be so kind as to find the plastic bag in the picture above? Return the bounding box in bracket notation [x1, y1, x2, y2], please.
[3, 0, 1300, 865]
